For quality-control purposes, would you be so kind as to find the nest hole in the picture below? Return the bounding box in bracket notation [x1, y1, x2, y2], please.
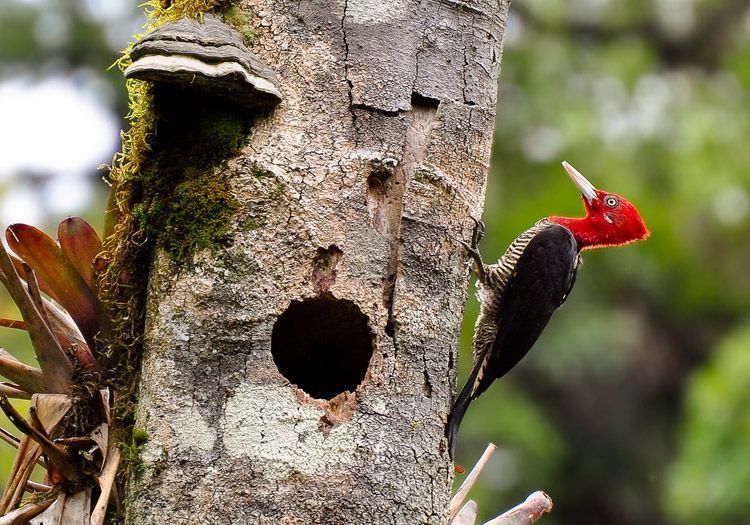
[271, 295, 373, 400]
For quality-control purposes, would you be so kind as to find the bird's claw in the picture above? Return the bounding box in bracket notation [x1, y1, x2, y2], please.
[458, 240, 481, 262]
[462, 217, 487, 283]
[468, 217, 486, 249]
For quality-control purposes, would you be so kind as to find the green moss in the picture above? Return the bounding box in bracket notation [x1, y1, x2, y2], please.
[143, 0, 228, 24]
[221, 5, 257, 44]
[270, 181, 286, 202]
[119, 427, 148, 478]
[97, 0, 250, 522]
[131, 88, 249, 262]
[251, 164, 274, 179]
[132, 427, 149, 444]
[198, 112, 247, 156]
[242, 217, 262, 231]
[162, 173, 239, 260]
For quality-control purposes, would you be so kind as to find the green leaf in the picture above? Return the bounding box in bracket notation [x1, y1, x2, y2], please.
[58, 217, 102, 289]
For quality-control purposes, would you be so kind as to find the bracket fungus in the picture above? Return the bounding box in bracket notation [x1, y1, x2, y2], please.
[124, 14, 282, 109]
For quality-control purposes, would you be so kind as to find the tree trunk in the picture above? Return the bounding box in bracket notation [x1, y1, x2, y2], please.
[127, 0, 509, 523]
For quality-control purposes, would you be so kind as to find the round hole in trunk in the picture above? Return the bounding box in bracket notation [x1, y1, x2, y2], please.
[271, 295, 373, 400]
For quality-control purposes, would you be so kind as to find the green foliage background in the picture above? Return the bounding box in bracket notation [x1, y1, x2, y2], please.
[1, 0, 749, 523]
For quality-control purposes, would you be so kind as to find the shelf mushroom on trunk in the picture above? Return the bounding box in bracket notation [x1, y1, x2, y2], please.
[124, 14, 282, 109]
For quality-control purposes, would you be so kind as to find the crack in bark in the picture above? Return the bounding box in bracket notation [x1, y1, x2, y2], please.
[351, 103, 407, 117]
[382, 96, 439, 344]
[461, 16, 473, 105]
[340, 0, 359, 144]
[436, 0, 488, 17]
[422, 368, 433, 398]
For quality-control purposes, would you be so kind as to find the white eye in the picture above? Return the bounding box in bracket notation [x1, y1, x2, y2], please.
[605, 196, 619, 208]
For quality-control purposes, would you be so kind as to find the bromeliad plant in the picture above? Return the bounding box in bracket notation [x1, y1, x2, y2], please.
[0, 217, 120, 523]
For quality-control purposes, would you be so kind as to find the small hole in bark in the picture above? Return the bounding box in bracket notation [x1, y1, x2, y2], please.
[311, 245, 343, 294]
[422, 370, 432, 398]
[411, 91, 440, 109]
[366, 160, 400, 236]
[272, 294, 373, 400]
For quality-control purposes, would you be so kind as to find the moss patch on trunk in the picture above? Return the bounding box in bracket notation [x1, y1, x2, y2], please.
[132, 87, 248, 262]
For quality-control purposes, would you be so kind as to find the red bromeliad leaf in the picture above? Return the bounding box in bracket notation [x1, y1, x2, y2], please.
[0, 243, 72, 393]
[58, 217, 102, 289]
[20, 258, 100, 373]
[6, 224, 101, 350]
[9, 254, 56, 302]
[72, 345, 101, 372]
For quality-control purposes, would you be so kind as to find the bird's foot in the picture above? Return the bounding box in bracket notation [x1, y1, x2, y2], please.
[460, 217, 487, 283]
[469, 216, 485, 248]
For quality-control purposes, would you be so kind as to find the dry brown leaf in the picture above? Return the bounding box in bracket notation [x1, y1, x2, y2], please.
[90, 447, 121, 525]
[0, 395, 71, 513]
[0, 499, 53, 525]
[90, 424, 109, 474]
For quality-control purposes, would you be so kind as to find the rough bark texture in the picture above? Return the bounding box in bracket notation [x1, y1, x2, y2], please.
[127, 1, 509, 523]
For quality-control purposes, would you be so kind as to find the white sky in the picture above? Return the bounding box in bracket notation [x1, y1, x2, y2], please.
[0, 0, 143, 226]
[0, 75, 119, 224]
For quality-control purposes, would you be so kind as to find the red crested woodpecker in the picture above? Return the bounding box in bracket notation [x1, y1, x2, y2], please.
[447, 161, 649, 458]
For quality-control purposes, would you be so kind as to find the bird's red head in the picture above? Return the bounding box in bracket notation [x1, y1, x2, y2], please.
[548, 161, 649, 250]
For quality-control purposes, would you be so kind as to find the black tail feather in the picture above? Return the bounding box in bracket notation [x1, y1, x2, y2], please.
[446, 362, 482, 460]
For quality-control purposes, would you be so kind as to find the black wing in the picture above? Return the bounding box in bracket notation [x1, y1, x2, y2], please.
[472, 224, 578, 398]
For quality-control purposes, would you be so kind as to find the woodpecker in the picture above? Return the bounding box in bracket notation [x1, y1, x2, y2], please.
[447, 161, 649, 458]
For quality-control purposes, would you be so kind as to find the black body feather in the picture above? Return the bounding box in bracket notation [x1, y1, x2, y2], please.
[447, 222, 579, 458]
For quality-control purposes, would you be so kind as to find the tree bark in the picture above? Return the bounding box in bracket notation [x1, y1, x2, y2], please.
[127, 0, 509, 523]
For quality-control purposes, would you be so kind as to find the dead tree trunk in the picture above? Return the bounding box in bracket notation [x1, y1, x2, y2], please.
[126, 1, 509, 523]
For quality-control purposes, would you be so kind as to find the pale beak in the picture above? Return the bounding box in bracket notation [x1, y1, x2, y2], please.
[562, 161, 598, 204]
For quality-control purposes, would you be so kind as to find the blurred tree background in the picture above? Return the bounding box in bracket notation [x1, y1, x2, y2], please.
[0, 1, 748, 524]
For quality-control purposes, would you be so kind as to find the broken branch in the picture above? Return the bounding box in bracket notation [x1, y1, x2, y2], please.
[483, 491, 553, 525]
[449, 443, 497, 520]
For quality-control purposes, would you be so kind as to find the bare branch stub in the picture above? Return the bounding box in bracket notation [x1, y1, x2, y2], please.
[483, 491, 553, 525]
[449, 443, 497, 519]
